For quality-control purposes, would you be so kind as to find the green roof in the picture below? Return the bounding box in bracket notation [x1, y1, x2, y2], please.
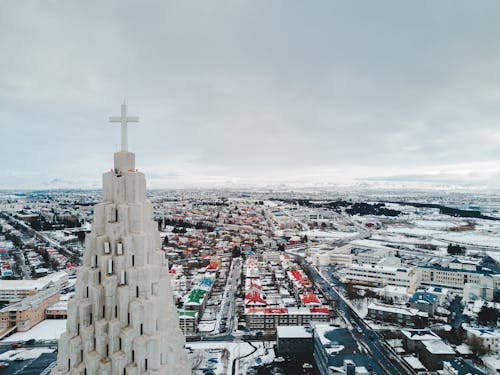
[178, 310, 198, 319]
[187, 288, 207, 304]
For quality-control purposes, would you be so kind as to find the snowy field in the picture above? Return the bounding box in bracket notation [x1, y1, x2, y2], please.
[380, 217, 500, 250]
[300, 229, 359, 240]
[0, 347, 55, 361]
[1, 319, 67, 342]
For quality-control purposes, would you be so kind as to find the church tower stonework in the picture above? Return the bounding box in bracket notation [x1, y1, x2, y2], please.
[52, 104, 191, 375]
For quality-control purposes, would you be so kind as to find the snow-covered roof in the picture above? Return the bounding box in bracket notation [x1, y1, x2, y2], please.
[0, 271, 67, 291]
[401, 329, 440, 341]
[276, 325, 312, 339]
[368, 302, 424, 317]
[464, 326, 500, 339]
[422, 340, 454, 355]
[402, 356, 426, 370]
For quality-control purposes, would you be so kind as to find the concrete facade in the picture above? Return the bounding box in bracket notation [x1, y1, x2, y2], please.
[52, 149, 190, 375]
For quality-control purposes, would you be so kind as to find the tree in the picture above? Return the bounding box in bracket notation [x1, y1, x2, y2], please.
[477, 305, 500, 326]
[301, 235, 308, 243]
[346, 283, 362, 300]
[364, 288, 376, 299]
[467, 335, 489, 356]
[447, 243, 466, 256]
[49, 258, 60, 270]
[77, 231, 86, 244]
[162, 235, 169, 247]
[40, 249, 50, 263]
[231, 246, 241, 258]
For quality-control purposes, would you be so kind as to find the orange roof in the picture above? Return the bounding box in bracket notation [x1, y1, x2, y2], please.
[301, 293, 321, 305]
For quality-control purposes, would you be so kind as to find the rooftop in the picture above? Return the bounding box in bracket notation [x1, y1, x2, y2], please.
[0, 271, 67, 292]
[276, 325, 312, 339]
[422, 339, 455, 355]
[401, 329, 440, 341]
[443, 358, 486, 375]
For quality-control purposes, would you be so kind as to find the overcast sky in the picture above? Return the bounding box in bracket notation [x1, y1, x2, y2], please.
[1, 1, 500, 190]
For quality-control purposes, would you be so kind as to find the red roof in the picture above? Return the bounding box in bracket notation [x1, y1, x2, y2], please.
[245, 291, 267, 305]
[206, 261, 221, 271]
[301, 293, 321, 305]
[265, 307, 288, 314]
[309, 307, 330, 315]
[291, 270, 303, 281]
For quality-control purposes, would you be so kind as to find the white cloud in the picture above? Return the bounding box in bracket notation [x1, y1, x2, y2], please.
[0, 1, 499, 189]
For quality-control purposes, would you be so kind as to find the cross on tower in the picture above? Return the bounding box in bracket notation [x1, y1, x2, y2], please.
[109, 103, 139, 152]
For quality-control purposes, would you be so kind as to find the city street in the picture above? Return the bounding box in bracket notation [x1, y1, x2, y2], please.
[297, 255, 414, 375]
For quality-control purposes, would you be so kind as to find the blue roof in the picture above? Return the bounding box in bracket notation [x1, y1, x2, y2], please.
[410, 292, 438, 305]
[200, 278, 214, 288]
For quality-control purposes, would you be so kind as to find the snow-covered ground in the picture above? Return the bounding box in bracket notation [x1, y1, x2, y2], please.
[350, 298, 371, 319]
[0, 348, 55, 361]
[1, 319, 67, 342]
[413, 220, 461, 230]
[299, 229, 359, 240]
[438, 232, 500, 248]
[198, 321, 216, 333]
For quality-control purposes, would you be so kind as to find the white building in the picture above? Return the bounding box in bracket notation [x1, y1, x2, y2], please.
[337, 264, 418, 292]
[0, 271, 68, 302]
[311, 245, 353, 267]
[417, 265, 500, 300]
[463, 325, 500, 353]
[52, 105, 190, 375]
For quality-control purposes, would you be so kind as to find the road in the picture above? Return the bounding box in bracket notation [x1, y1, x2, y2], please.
[296, 255, 415, 375]
[0, 213, 80, 263]
[211, 257, 241, 338]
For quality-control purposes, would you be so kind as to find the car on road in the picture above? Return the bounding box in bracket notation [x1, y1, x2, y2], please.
[10, 343, 22, 349]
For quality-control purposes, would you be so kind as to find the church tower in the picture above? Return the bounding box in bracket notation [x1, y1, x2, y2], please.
[52, 104, 191, 375]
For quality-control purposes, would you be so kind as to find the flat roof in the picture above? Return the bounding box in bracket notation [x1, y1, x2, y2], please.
[276, 325, 312, 339]
[422, 340, 455, 355]
[0, 271, 67, 291]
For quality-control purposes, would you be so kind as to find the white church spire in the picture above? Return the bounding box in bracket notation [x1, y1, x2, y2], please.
[52, 104, 191, 375]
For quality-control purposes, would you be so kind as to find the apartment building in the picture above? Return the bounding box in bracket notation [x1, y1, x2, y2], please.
[337, 264, 418, 292]
[245, 307, 330, 330]
[0, 271, 68, 302]
[417, 265, 500, 300]
[0, 287, 60, 333]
